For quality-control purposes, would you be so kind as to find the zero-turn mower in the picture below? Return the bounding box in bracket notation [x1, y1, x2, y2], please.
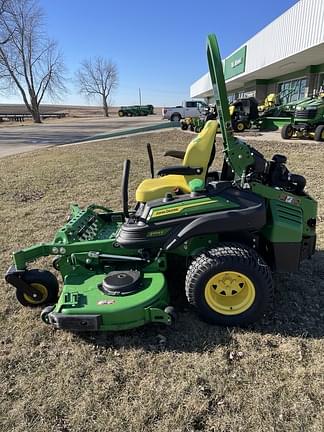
[5, 34, 317, 331]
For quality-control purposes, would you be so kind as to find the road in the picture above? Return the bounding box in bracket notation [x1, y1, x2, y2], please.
[0, 115, 165, 157]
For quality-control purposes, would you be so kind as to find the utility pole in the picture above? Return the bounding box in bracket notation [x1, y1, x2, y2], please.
[139, 88, 142, 106]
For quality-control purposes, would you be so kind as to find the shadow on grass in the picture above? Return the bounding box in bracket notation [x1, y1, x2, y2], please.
[74, 250, 324, 352]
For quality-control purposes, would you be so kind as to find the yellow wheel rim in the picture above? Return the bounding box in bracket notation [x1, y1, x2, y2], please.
[23, 283, 48, 305]
[204, 271, 255, 315]
[321, 130, 324, 140]
[237, 123, 244, 131]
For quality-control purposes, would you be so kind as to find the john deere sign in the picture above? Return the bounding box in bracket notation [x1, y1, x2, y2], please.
[224, 46, 247, 80]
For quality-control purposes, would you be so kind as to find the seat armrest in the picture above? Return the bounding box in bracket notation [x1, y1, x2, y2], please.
[157, 166, 203, 176]
[164, 150, 186, 160]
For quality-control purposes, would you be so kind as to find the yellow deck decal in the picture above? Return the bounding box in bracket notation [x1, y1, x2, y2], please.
[150, 200, 218, 219]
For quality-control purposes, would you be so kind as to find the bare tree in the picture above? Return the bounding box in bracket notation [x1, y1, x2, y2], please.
[0, 0, 66, 123]
[76, 57, 118, 117]
[0, 0, 11, 45]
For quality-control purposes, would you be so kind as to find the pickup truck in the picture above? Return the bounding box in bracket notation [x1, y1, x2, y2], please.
[162, 100, 209, 121]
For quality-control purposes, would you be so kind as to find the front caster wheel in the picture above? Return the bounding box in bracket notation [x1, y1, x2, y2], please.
[185, 244, 273, 326]
[16, 269, 59, 308]
[281, 123, 294, 139]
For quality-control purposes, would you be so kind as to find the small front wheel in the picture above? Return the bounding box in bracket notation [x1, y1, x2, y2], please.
[281, 123, 294, 139]
[185, 244, 273, 326]
[16, 269, 59, 308]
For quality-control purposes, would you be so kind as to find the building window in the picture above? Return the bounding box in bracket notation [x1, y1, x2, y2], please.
[278, 78, 307, 103]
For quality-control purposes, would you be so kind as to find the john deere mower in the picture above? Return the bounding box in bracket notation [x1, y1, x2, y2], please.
[281, 92, 324, 142]
[229, 97, 259, 132]
[5, 34, 317, 331]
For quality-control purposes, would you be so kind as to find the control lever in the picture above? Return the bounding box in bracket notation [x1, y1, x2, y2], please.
[147, 143, 154, 178]
[121, 159, 130, 218]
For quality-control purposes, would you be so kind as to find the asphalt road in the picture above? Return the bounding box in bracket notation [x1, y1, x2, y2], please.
[0, 115, 165, 157]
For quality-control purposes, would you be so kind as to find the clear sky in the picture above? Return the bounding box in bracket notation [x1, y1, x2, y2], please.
[4, 0, 299, 106]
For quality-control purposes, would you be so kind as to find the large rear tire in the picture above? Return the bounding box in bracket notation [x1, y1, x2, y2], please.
[185, 244, 273, 326]
[314, 125, 324, 142]
[281, 124, 294, 139]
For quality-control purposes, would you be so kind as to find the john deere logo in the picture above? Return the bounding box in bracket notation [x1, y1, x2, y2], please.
[231, 58, 242, 68]
[224, 45, 247, 80]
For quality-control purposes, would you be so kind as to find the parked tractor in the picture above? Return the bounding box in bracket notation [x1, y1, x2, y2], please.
[118, 105, 154, 117]
[281, 93, 324, 142]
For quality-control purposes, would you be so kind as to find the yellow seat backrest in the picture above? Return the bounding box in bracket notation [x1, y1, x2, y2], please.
[182, 119, 218, 181]
[264, 93, 276, 107]
[135, 120, 218, 202]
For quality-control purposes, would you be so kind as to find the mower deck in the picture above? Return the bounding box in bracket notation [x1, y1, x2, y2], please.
[46, 271, 170, 331]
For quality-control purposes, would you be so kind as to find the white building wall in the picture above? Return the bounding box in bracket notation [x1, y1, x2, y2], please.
[243, 0, 324, 77]
[190, 0, 324, 97]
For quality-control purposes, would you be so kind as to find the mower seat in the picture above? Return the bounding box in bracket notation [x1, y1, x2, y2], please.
[135, 120, 218, 202]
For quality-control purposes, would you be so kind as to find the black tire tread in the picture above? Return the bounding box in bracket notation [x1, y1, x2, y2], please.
[281, 123, 293, 139]
[16, 269, 59, 308]
[314, 125, 324, 142]
[185, 243, 273, 326]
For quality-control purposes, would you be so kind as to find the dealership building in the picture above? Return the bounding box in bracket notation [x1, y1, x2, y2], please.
[190, 0, 324, 105]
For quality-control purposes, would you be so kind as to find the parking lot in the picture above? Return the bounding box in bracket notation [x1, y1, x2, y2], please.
[0, 115, 164, 157]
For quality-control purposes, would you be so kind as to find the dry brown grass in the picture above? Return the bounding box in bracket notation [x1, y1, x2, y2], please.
[0, 130, 323, 432]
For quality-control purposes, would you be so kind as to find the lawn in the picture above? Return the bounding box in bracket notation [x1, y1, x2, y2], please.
[0, 130, 323, 432]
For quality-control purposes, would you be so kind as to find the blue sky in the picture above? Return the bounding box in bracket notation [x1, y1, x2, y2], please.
[5, 0, 298, 106]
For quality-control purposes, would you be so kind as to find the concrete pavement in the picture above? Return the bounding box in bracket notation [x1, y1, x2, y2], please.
[0, 115, 166, 157]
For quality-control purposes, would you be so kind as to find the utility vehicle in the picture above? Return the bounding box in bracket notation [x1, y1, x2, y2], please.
[162, 100, 208, 122]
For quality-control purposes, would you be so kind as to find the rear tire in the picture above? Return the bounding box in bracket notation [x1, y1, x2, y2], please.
[181, 122, 188, 130]
[118, 110, 124, 117]
[171, 113, 181, 122]
[314, 125, 324, 142]
[281, 124, 294, 139]
[233, 121, 245, 132]
[185, 244, 273, 326]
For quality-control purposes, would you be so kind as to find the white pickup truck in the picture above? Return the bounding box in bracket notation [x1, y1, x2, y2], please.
[162, 100, 209, 121]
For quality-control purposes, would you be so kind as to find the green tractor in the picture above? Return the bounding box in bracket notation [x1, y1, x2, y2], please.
[5, 34, 317, 332]
[118, 105, 153, 117]
[281, 93, 324, 142]
[180, 116, 206, 133]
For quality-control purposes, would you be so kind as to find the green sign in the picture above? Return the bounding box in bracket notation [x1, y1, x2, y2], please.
[224, 45, 247, 80]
